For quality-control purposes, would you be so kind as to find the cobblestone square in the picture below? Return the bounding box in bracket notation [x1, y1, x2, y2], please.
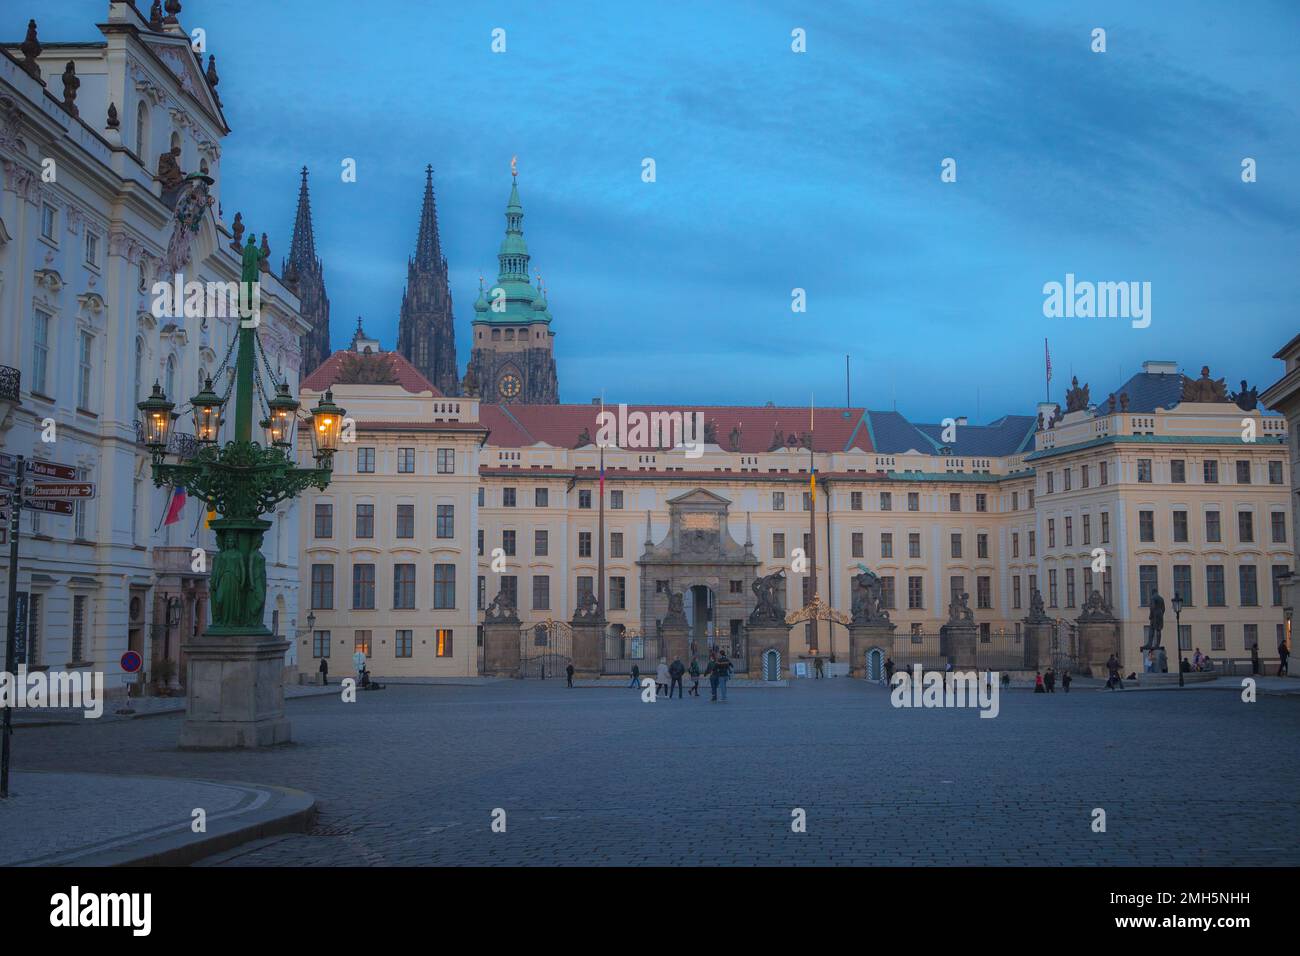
[9, 679, 1299, 866]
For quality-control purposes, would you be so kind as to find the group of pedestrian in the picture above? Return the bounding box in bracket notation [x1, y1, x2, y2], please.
[1105, 653, 1124, 690]
[627, 654, 723, 699]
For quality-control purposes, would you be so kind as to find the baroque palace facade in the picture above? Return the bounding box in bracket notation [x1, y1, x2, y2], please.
[0, 2, 311, 690]
[298, 332, 1293, 678]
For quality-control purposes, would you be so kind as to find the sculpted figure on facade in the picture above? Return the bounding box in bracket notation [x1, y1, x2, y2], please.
[748, 569, 787, 625]
[1181, 366, 1228, 403]
[851, 567, 890, 625]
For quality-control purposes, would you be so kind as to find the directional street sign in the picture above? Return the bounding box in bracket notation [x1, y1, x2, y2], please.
[0, 453, 15, 472]
[27, 482, 95, 500]
[22, 499, 73, 515]
[0, 473, 14, 490]
[26, 461, 78, 482]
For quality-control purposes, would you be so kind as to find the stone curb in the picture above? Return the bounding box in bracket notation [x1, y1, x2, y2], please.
[10, 684, 341, 728]
[11, 773, 316, 868]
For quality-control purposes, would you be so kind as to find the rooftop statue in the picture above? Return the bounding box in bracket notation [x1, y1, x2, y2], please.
[1181, 366, 1228, 403]
[1065, 376, 1090, 412]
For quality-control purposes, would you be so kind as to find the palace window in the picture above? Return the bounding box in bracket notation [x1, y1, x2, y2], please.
[1205, 510, 1221, 542]
[357, 447, 375, 473]
[502, 530, 516, 556]
[1100, 513, 1109, 544]
[1239, 566, 1258, 607]
[352, 564, 376, 609]
[1065, 568, 1075, 607]
[434, 564, 456, 609]
[976, 493, 987, 513]
[436, 504, 454, 538]
[880, 492, 892, 511]
[1172, 510, 1187, 543]
[312, 630, 330, 658]
[535, 487, 549, 507]
[397, 448, 415, 473]
[1272, 512, 1288, 544]
[1173, 565, 1192, 606]
[977, 533, 988, 559]
[578, 532, 592, 558]
[1238, 511, 1254, 544]
[609, 577, 626, 610]
[908, 533, 921, 559]
[977, 576, 992, 609]
[32, 309, 51, 394]
[880, 576, 896, 609]
[533, 575, 550, 610]
[535, 529, 548, 556]
[1099, 463, 1107, 486]
[1047, 519, 1055, 548]
[1011, 532, 1019, 558]
[436, 629, 453, 657]
[396, 630, 413, 658]
[396, 503, 415, 539]
[880, 533, 892, 558]
[1137, 459, 1152, 483]
[503, 487, 516, 507]
[610, 532, 623, 558]
[611, 490, 624, 510]
[1063, 468, 1072, 491]
[851, 492, 863, 511]
[773, 492, 785, 511]
[1065, 517, 1073, 547]
[579, 490, 592, 509]
[1082, 514, 1091, 545]
[1171, 459, 1186, 483]
[314, 502, 333, 538]
[950, 533, 962, 559]
[851, 533, 863, 558]
[907, 576, 923, 610]
[393, 564, 416, 609]
[41, 203, 58, 241]
[1137, 566, 1158, 607]
[310, 564, 334, 609]
[1203, 460, 1218, 484]
[1013, 577, 1022, 609]
[437, 448, 455, 474]
[1206, 566, 1226, 607]
[1028, 530, 1036, 557]
[355, 503, 374, 538]
[907, 493, 919, 512]
[950, 493, 961, 512]
[1269, 461, 1283, 485]
[1139, 511, 1154, 543]
[1236, 460, 1251, 484]
[772, 533, 785, 558]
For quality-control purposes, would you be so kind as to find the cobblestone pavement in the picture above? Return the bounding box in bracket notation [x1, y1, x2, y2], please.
[9, 679, 1299, 865]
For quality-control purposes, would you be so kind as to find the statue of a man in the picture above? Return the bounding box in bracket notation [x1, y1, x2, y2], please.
[1146, 591, 1165, 648]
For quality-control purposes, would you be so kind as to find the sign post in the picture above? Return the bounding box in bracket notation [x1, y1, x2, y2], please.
[1, 455, 23, 798]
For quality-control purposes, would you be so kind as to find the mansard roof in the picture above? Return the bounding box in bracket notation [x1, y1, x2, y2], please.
[866, 411, 1036, 456]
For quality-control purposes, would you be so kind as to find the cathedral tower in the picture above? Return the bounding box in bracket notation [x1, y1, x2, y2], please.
[396, 165, 459, 395]
[285, 166, 331, 378]
[463, 162, 559, 404]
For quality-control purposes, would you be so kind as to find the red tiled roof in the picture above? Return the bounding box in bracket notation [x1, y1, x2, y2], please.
[302, 350, 443, 396]
[478, 405, 872, 454]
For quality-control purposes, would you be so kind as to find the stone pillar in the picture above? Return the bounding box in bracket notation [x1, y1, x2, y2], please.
[1022, 619, 1052, 672]
[748, 622, 792, 679]
[571, 617, 604, 679]
[940, 622, 978, 669]
[482, 620, 520, 678]
[849, 622, 897, 678]
[1076, 599, 1122, 678]
[179, 634, 292, 748]
[662, 622, 689, 668]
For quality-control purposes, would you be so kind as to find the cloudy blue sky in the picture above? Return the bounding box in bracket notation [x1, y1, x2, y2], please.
[29, 1, 1300, 419]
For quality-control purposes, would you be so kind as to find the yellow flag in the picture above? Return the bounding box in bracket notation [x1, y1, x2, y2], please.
[810, 470, 816, 503]
[205, 508, 216, 529]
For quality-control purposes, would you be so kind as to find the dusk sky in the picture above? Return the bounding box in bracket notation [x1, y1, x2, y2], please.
[28, 1, 1300, 420]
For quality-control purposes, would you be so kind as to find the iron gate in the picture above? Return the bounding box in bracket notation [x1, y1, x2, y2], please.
[602, 628, 662, 675]
[519, 620, 573, 679]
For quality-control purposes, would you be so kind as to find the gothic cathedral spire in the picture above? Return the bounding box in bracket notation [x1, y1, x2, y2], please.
[396, 165, 459, 395]
[285, 166, 332, 378]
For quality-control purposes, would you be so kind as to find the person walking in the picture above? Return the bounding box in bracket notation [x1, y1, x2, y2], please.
[814, 655, 825, 679]
[656, 659, 670, 698]
[1061, 670, 1072, 693]
[318, 657, 328, 686]
[1278, 639, 1290, 677]
[629, 663, 641, 689]
[668, 658, 685, 699]
[1044, 666, 1056, 693]
[1106, 654, 1124, 690]
[565, 662, 575, 688]
[1034, 671, 1045, 693]
[1251, 642, 1260, 676]
[689, 659, 701, 697]
[883, 656, 895, 683]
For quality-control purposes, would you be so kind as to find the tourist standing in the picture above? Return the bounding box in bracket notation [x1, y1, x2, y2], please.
[656, 660, 670, 698]
[1278, 639, 1290, 677]
[629, 663, 641, 689]
[1251, 643, 1260, 675]
[883, 657, 895, 683]
[689, 659, 701, 696]
[716, 652, 732, 702]
[565, 662, 575, 688]
[1061, 670, 1071, 693]
[668, 658, 685, 699]
[318, 657, 328, 686]
[1034, 671, 1045, 693]
[1044, 667, 1056, 693]
[814, 655, 824, 679]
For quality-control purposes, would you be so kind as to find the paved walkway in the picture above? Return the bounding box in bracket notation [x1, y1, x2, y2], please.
[11, 682, 339, 726]
[0, 771, 313, 866]
[7, 676, 1298, 866]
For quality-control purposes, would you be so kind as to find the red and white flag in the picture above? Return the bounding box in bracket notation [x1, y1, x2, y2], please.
[162, 485, 187, 526]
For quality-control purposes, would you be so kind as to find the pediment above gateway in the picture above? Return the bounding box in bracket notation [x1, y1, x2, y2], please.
[666, 488, 731, 506]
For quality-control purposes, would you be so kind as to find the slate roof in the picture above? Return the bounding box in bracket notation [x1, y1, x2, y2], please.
[867, 411, 1036, 456]
[1100, 370, 1185, 413]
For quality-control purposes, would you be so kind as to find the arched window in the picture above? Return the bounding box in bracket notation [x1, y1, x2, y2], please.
[165, 354, 176, 399]
[135, 101, 149, 158]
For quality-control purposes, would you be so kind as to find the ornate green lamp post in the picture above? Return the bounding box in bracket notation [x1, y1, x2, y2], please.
[138, 235, 344, 748]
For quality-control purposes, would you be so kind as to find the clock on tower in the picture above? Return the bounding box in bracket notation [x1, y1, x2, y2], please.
[498, 373, 522, 400]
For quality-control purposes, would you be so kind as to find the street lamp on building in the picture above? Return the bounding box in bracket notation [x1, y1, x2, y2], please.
[1171, 593, 1185, 687]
